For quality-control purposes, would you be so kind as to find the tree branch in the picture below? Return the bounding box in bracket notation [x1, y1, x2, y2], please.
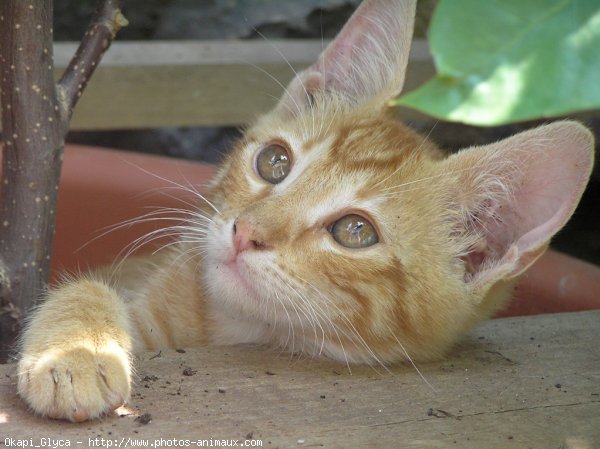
[58, 0, 128, 118]
[0, 0, 126, 362]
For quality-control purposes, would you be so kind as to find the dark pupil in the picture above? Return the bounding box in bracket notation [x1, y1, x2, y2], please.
[257, 144, 290, 184]
[331, 214, 379, 248]
[269, 153, 288, 180]
[349, 221, 363, 235]
[346, 219, 367, 245]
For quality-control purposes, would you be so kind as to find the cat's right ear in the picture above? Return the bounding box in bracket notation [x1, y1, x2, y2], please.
[445, 121, 594, 289]
[276, 0, 417, 116]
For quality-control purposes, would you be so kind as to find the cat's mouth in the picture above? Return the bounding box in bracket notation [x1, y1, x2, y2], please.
[220, 256, 261, 298]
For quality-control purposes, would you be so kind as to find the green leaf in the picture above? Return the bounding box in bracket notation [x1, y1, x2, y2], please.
[394, 0, 600, 125]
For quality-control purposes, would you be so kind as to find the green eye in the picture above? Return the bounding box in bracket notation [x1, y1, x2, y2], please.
[331, 214, 379, 249]
[256, 143, 291, 184]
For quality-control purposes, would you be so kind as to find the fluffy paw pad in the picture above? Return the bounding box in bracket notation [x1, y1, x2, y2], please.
[18, 345, 131, 422]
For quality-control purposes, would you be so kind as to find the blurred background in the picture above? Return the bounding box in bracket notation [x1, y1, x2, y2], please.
[53, 0, 599, 265]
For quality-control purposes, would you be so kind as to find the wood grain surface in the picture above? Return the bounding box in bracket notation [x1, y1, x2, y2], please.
[1, 310, 598, 448]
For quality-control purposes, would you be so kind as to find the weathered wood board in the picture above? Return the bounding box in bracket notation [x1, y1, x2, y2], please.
[44, 40, 432, 130]
[1, 310, 599, 449]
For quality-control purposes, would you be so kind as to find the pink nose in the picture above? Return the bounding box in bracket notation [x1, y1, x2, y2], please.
[233, 219, 262, 253]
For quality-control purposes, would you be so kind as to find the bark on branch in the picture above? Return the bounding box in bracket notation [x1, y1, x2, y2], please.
[0, 0, 126, 362]
[58, 1, 128, 117]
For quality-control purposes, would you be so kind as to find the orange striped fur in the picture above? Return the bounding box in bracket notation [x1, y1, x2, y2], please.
[17, 0, 594, 422]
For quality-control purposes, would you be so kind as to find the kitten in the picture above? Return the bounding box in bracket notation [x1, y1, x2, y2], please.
[17, 0, 594, 422]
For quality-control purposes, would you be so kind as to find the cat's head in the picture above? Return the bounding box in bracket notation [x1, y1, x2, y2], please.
[202, 0, 594, 364]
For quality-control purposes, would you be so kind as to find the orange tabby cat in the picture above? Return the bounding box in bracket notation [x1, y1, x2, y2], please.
[17, 0, 594, 422]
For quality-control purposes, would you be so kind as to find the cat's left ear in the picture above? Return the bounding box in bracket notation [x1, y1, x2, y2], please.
[446, 121, 594, 288]
[277, 0, 416, 115]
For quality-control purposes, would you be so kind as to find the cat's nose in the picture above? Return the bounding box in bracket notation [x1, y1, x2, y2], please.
[233, 218, 266, 253]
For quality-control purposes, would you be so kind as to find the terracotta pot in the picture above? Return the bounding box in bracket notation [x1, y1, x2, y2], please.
[53, 145, 215, 275]
[498, 250, 600, 317]
[54, 145, 600, 317]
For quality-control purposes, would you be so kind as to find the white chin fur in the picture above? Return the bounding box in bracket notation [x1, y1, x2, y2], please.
[203, 219, 382, 365]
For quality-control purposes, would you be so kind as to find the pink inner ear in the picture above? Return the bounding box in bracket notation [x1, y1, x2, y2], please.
[315, 13, 376, 92]
[459, 122, 594, 285]
[276, 0, 416, 114]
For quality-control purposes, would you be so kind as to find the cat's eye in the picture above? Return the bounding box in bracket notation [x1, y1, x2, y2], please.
[255, 143, 292, 184]
[330, 214, 379, 249]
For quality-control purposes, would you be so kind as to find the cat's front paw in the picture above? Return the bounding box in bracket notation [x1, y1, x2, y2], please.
[18, 344, 131, 422]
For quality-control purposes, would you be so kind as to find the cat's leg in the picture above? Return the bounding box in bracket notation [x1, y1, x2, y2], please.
[17, 279, 132, 422]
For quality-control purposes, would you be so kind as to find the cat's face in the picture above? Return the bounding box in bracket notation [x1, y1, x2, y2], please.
[201, 0, 593, 365]
[204, 100, 475, 363]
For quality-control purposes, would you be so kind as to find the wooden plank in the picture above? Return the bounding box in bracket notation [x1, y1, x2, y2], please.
[1, 310, 599, 448]
[44, 39, 432, 130]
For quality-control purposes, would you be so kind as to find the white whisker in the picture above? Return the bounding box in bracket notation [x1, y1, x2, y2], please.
[390, 333, 436, 392]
